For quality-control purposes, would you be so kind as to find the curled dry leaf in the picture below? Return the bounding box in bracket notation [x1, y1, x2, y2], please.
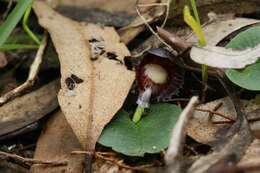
[0, 80, 59, 136]
[33, 1, 135, 151]
[187, 18, 259, 46]
[190, 44, 260, 69]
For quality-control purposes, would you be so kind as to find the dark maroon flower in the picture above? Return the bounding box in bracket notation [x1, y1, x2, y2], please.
[136, 48, 184, 107]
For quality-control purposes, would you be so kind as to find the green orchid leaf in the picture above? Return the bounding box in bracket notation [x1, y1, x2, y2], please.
[98, 103, 181, 156]
[225, 26, 260, 90]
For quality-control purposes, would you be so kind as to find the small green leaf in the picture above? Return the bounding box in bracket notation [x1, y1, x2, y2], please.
[98, 103, 181, 156]
[0, 0, 34, 46]
[225, 26, 260, 90]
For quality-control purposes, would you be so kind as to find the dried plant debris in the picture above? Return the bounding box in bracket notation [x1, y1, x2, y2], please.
[165, 96, 199, 173]
[238, 139, 260, 173]
[57, 6, 134, 27]
[187, 82, 253, 173]
[188, 116, 253, 173]
[190, 44, 260, 69]
[30, 111, 84, 173]
[33, 1, 135, 154]
[187, 18, 259, 46]
[0, 80, 59, 136]
[187, 96, 260, 146]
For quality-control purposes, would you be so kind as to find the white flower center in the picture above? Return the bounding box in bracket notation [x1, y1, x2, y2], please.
[144, 64, 168, 84]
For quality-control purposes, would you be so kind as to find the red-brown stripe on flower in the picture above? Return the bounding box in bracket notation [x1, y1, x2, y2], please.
[136, 48, 184, 104]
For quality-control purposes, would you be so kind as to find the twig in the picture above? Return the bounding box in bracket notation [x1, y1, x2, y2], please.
[195, 108, 235, 122]
[188, 73, 253, 173]
[137, 3, 168, 7]
[0, 32, 48, 106]
[0, 151, 67, 166]
[95, 152, 153, 172]
[135, 0, 173, 51]
[165, 96, 199, 172]
[161, 0, 171, 27]
[72, 151, 154, 171]
[208, 102, 223, 121]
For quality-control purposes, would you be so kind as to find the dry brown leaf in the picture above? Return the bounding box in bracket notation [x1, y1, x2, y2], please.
[190, 44, 260, 69]
[238, 139, 260, 173]
[187, 97, 260, 145]
[30, 110, 84, 173]
[33, 1, 135, 150]
[187, 18, 259, 46]
[0, 80, 59, 136]
[30, 110, 132, 173]
[58, 0, 157, 15]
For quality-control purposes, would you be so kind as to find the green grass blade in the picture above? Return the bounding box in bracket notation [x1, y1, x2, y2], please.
[190, 0, 201, 26]
[0, 0, 34, 46]
[0, 44, 39, 51]
[22, 3, 41, 45]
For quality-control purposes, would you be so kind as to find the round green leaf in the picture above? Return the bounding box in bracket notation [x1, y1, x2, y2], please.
[98, 103, 181, 156]
[225, 26, 260, 90]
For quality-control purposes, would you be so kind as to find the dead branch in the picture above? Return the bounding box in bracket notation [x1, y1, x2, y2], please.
[0, 151, 67, 166]
[72, 151, 154, 172]
[195, 108, 235, 122]
[0, 32, 48, 106]
[165, 96, 199, 173]
[187, 73, 254, 173]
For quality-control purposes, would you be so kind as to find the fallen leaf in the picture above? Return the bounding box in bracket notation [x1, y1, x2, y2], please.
[190, 44, 260, 69]
[31, 110, 134, 173]
[238, 139, 260, 173]
[30, 110, 84, 173]
[187, 18, 259, 46]
[187, 96, 260, 145]
[188, 109, 252, 173]
[0, 80, 59, 136]
[33, 1, 135, 152]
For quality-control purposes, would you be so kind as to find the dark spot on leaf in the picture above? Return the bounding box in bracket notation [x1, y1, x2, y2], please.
[65, 74, 84, 90]
[79, 104, 82, 109]
[89, 38, 99, 43]
[71, 74, 84, 84]
[65, 77, 75, 90]
[106, 52, 123, 64]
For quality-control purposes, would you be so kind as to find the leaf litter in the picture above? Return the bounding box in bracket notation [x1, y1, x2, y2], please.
[1, 0, 260, 173]
[33, 0, 135, 155]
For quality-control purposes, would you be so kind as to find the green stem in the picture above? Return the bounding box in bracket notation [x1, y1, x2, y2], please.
[190, 0, 208, 82]
[22, 3, 41, 45]
[132, 105, 145, 123]
[0, 43, 39, 51]
[190, 0, 201, 26]
[184, 3, 208, 82]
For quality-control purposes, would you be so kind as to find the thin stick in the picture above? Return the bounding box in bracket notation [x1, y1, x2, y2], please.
[135, 0, 173, 51]
[137, 3, 168, 7]
[195, 108, 235, 122]
[0, 32, 48, 105]
[0, 151, 67, 166]
[72, 151, 153, 171]
[165, 96, 199, 167]
[161, 0, 171, 27]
